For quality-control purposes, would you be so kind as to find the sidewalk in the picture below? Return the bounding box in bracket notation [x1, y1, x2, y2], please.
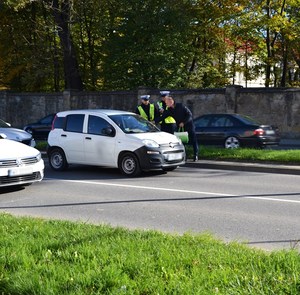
[279, 138, 300, 148]
[185, 159, 300, 175]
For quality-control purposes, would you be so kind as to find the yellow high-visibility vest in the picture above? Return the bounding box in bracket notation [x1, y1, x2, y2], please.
[138, 104, 155, 121]
[157, 102, 176, 124]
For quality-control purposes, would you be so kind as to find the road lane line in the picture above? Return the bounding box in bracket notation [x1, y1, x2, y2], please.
[44, 178, 233, 196]
[245, 196, 300, 204]
[44, 178, 300, 204]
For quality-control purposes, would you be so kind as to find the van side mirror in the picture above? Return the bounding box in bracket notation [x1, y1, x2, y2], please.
[102, 127, 115, 137]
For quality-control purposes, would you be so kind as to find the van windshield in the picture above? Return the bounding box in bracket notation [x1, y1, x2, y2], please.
[109, 114, 159, 134]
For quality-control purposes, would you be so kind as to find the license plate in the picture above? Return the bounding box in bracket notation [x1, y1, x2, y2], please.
[8, 167, 33, 177]
[266, 130, 275, 135]
[167, 153, 182, 161]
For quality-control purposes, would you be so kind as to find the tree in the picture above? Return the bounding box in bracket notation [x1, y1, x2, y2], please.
[0, 1, 59, 91]
[98, 0, 196, 90]
[222, 1, 265, 87]
[1, 0, 300, 91]
[43, 0, 83, 90]
[1, 0, 83, 91]
[252, 0, 300, 87]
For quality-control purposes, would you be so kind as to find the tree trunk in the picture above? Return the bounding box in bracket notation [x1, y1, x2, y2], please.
[280, 44, 288, 87]
[50, 0, 83, 91]
[265, 0, 271, 88]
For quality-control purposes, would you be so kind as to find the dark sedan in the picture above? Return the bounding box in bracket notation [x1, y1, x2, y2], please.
[23, 114, 56, 141]
[194, 113, 280, 148]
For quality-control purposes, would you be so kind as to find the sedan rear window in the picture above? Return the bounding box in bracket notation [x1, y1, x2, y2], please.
[237, 114, 261, 125]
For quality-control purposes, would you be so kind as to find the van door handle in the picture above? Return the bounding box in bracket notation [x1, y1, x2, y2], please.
[61, 134, 67, 137]
[85, 137, 92, 140]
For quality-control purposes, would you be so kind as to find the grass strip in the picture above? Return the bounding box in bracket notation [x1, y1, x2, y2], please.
[38, 140, 300, 164]
[0, 213, 300, 294]
[185, 146, 300, 164]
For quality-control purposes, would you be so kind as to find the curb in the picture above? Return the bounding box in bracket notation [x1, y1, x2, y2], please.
[185, 160, 300, 175]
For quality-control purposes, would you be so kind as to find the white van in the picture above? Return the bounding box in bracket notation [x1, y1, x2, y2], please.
[47, 109, 186, 176]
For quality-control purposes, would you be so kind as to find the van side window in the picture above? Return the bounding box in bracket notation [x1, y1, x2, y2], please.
[53, 116, 64, 129]
[88, 115, 115, 136]
[65, 114, 84, 133]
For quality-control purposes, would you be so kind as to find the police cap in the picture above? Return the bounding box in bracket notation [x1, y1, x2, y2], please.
[160, 91, 170, 97]
[140, 95, 150, 100]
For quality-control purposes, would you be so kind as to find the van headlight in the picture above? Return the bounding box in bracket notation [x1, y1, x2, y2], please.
[142, 139, 159, 148]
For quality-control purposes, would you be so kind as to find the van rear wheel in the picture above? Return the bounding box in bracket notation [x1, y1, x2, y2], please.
[119, 152, 141, 177]
[48, 148, 68, 171]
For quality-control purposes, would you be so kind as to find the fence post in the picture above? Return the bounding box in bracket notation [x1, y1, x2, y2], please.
[63, 90, 71, 110]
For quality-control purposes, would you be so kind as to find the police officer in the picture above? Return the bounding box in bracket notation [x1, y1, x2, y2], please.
[157, 91, 177, 134]
[159, 94, 199, 161]
[135, 95, 159, 123]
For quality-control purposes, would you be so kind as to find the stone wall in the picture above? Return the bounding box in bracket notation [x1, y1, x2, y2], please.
[1, 86, 300, 138]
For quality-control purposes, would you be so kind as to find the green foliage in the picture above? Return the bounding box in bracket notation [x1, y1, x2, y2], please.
[35, 141, 47, 151]
[99, 0, 195, 90]
[1, 213, 300, 294]
[0, 1, 63, 91]
[1, 0, 300, 91]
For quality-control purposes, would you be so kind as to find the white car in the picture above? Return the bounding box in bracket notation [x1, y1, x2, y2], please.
[0, 119, 36, 147]
[0, 135, 44, 187]
[47, 109, 186, 176]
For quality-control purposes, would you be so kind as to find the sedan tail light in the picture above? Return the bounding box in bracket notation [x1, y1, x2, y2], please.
[253, 128, 264, 136]
[51, 115, 57, 130]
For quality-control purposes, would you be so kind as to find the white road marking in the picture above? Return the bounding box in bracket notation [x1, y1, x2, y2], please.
[245, 196, 300, 204]
[44, 178, 300, 204]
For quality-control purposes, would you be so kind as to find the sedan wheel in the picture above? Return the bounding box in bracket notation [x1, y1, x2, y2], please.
[49, 148, 68, 171]
[224, 136, 240, 149]
[119, 152, 141, 177]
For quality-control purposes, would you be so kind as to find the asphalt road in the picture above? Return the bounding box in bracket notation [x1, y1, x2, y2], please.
[1, 161, 300, 252]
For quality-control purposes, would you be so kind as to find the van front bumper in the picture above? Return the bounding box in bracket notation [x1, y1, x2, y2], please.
[135, 144, 186, 171]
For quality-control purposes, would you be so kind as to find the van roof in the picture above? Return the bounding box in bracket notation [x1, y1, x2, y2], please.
[56, 109, 135, 116]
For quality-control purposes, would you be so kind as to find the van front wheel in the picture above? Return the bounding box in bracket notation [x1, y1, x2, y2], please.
[119, 152, 141, 177]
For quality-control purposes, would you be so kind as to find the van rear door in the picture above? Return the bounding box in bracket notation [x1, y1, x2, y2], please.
[59, 114, 85, 163]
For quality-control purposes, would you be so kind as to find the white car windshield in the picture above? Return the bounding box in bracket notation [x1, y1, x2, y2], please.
[0, 119, 10, 128]
[109, 114, 159, 134]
